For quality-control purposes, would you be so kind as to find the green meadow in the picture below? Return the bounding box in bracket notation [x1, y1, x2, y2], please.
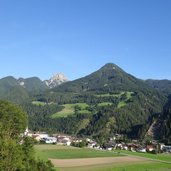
[117, 101, 127, 108]
[97, 102, 113, 107]
[35, 145, 122, 161]
[95, 91, 133, 98]
[51, 103, 90, 118]
[96, 162, 171, 171]
[34, 91, 134, 118]
[95, 91, 134, 109]
[34, 145, 171, 171]
[32, 101, 47, 106]
[114, 150, 171, 163]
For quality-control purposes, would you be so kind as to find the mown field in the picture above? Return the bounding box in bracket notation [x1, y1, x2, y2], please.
[34, 145, 171, 171]
[96, 162, 171, 171]
[35, 145, 123, 160]
[114, 149, 171, 162]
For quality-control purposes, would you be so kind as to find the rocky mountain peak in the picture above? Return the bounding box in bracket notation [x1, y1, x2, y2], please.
[45, 73, 68, 88]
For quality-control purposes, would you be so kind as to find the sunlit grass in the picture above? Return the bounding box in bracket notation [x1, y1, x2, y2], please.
[35, 145, 123, 160]
[51, 103, 90, 118]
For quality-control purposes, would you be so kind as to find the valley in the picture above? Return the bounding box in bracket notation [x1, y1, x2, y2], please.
[0, 63, 171, 144]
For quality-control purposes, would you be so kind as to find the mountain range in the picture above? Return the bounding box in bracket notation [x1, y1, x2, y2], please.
[0, 63, 171, 144]
[0, 73, 68, 103]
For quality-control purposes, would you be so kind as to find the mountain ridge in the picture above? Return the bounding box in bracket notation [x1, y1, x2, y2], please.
[25, 63, 167, 141]
[0, 73, 68, 103]
[0, 63, 171, 143]
[52, 63, 157, 94]
[44, 73, 68, 88]
[146, 79, 171, 95]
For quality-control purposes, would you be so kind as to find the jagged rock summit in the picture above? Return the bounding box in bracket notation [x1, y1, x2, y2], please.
[45, 73, 68, 88]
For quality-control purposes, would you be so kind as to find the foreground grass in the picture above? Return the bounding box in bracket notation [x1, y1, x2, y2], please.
[96, 162, 171, 171]
[114, 150, 171, 163]
[35, 145, 171, 171]
[58, 162, 171, 171]
[35, 145, 123, 161]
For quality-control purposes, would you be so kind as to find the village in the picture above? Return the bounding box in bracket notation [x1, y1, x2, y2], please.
[24, 128, 171, 154]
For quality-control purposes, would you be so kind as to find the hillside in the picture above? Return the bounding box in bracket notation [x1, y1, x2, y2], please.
[0, 76, 18, 97]
[0, 63, 169, 142]
[146, 79, 171, 95]
[0, 74, 68, 103]
[53, 63, 150, 93]
[18, 77, 49, 92]
[160, 95, 171, 144]
[0, 76, 29, 103]
[0, 76, 48, 103]
[25, 63, 167, 142]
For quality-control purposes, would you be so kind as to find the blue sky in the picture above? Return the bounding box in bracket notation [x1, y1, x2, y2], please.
[0, 0, 171, 80]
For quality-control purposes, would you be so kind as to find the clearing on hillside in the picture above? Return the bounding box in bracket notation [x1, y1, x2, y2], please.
[51, 103, 90, 118]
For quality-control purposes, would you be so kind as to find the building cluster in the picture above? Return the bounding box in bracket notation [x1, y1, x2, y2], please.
[90, 138, 171, 154]
[24, 128, 171, 153]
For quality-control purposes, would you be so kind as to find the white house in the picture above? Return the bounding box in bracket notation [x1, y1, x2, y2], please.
[43, 137, 57, 144]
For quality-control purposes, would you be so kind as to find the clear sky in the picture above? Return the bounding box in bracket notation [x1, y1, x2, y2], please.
[0, 0, 171, 80]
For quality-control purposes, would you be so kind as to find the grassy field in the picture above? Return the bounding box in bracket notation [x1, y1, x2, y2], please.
[114, 150, 171, 163]
[96, 162, 171, 171]
[34, 145, 171, 171]
[54, 161, 171, 171]
[51, 103, 90, 118]
[117, 101, 127, 108]
[32, 101, 47, 106]
[95, 93, 120, 97]
[95, 91, 134, 109]
[35, 145, 123, 161]
[98, 102, 113, 107]
[95, 91, 133, 98]
[117, 91, 134, 108]
[51, 102, 115, 118]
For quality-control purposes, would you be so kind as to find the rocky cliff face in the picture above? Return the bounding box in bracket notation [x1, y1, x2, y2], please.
[45, 73, 68, 88]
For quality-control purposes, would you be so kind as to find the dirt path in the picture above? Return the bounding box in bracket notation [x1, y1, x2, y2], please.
[50, 156, 149, 167]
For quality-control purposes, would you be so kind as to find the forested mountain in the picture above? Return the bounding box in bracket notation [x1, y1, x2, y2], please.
[1, 63, 170, 143]
[18, 77, 49, 92]
[53, 63, 151, 93]
[146, 79, 171, 95]
[0, 76, 29, 103]
[22, 63, 168, 143]
[0, 76, 48, 103]
[0, 74, 67, 103]
[160, 95, 171, 144]
[0, 76, 18, 97]
[44, 73, 68, 88]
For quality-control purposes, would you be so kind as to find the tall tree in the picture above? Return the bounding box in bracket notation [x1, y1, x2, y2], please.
[0, 100, 55, 171]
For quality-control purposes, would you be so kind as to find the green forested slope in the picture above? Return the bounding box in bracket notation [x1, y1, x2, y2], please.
[22, 63, 167, 142]
[146, 79, 171, 95]
[160, 95, 171, 144]
[53, 63, 151, 93]
[0, 76, 48, 103]
[0, 63, 169, 142]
